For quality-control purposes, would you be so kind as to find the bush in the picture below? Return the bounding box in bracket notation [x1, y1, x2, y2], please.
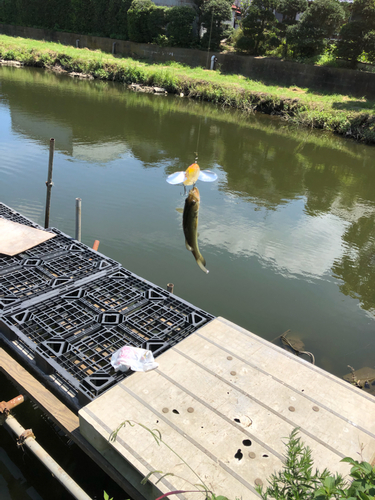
[72, 0, 93, 34]
[234, 28, 256, 52]
[167, 6, 196, 47]
[148, 6, 168, 42]
[127, 0, 155, 43]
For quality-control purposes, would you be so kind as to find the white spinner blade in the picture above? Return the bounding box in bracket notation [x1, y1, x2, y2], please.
[198, 170, 218, 182]
[166, 171, 186, 184]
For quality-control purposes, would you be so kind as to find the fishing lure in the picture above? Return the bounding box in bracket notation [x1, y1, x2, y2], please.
[166, 162, 217, 187]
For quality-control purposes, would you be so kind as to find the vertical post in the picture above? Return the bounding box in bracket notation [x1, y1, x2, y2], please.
[75, 198, 82, 242]
[44, 138, 55, 229]
[76, 39, 80, 48]
[112, 42, 116, 55]
[167, 283, 174, 294]
[206, 10, 214, 69]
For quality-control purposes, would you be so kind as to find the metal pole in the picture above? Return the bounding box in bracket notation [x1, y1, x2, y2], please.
[167, 283, 174, 293]
[3, 414, 93, 500]
[44, 138, 55, 229]
[112, 42, 116, 55]
[0, 395, 25, 414]
[75, 198, 82, 242]
[206, 10, 214, 68]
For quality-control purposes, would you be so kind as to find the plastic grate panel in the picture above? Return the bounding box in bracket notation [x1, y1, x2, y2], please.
[0, 253, 22, 270]
[0, 267, 51, 301]
[58, 325, 144, 375]
[24, 230, 73, 258]
[0, 202, 41, 228]
[5, 297, 98, 345]
[42, 252, 101, 279]
[36, 324, 147, 401]
[126, 302, 186, 338]
[84, 281, 143, 314]
[162, 296, 201, 319]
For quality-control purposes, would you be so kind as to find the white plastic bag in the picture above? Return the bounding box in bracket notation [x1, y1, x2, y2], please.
[111, 346, 159, 372]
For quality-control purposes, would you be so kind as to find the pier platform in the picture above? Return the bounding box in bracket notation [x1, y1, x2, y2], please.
[80, 317, 375, 500]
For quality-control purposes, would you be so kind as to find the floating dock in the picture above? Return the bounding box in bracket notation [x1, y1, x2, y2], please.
[1, 202, 375, 500]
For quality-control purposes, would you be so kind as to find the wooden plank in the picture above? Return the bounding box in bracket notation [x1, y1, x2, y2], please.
[0, 347, 146, 500]
[0, 219, 54, 256]
[0, 347, 78, 434]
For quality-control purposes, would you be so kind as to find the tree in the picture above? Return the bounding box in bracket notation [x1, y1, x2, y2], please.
[278, 0, 307, 25]
[240, 0, 280, 55]
[200, 0, 232, 50]
[337, 0, 375, 64]
[286, 0, 346, 58]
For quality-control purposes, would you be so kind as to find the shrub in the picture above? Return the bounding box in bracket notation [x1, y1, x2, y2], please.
[72, 0, 93, 34]
[127, 0, 155, 43]
[148, 6, 168, 42]
[167, 6, 196, 47]
[234, 28, 255, 52]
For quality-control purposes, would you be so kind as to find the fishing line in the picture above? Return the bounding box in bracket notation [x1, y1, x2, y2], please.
[194, 115, 202, 163]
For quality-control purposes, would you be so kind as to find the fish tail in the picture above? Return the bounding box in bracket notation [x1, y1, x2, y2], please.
[196, 255, 209, 274]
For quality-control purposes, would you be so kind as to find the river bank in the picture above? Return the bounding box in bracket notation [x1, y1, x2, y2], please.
[0, 34, 375, 144]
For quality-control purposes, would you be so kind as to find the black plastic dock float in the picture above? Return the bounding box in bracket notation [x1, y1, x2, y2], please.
[0, 202, 214, 410]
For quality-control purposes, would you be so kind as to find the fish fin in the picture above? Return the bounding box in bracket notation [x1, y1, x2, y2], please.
[166, 171, 186, 185]
[185, 240, 193, 251]
[198, 170, 218, 183]
[175, 207, 184, 214]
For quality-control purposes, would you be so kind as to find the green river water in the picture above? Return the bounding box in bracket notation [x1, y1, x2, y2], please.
[0, 65, 375, 499]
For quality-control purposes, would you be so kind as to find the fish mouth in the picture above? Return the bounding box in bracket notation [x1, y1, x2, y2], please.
[188, 186, 200, 202]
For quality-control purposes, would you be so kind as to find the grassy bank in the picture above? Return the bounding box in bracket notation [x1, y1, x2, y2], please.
[1, 35, 375, 144]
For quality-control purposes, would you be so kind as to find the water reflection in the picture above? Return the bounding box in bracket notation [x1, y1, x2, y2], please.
[1, 65, 375, 376]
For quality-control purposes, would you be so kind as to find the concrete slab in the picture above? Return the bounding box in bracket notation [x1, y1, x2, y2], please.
[79, 317, 375, 500]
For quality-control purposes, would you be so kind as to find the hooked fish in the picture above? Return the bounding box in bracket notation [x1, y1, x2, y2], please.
[182, 187, 209, 274]
[166, 162, 217, 187]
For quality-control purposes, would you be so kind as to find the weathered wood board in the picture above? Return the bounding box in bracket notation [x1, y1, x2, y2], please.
[79, 317, 375, 500]
[0, 218, 54, 255]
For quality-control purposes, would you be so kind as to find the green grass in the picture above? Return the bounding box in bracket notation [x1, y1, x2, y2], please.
[1, 34, 375, 143]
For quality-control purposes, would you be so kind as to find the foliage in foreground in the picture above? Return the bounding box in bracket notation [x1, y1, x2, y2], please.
[257, 429, 375, 500]
[105, 426, 375, 500]
[109, 419, 230, 500]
